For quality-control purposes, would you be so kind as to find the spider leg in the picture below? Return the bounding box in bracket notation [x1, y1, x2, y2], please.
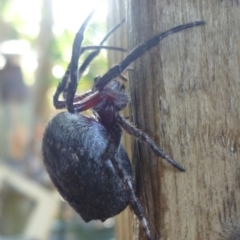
[53, 68, 70, 109]
[116, 114, 185, 171]
[53, 45, 126, 110]
[81, 45, 126, 52]
[67, 8, 102, 113]
[127, 180, 153, 240]
[67, 19, 126, 112]
[94, 21, 205, 90]
[53, 8, 95, 112]
[107, 124, 123, 155]
[53, 19, 125, 110]
[104, 124, 153, 240]
[72, 84, 129, 113]
[54, 91, 96, 109]
[108, 160, 153, 240]
[115, 166, 153, 240]
[78, 19, 125, 77]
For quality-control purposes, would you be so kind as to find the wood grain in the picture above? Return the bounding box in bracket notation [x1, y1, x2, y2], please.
[107, 1, 133, 240]
[110, 0, 240, 239]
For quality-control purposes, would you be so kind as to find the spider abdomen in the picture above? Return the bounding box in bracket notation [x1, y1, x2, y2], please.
[42, 111, 132, 222]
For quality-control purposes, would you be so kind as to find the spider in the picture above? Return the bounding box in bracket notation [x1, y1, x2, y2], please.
[42, 6, 205, 240]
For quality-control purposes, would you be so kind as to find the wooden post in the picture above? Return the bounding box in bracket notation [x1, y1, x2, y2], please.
[110, 0, 240, 239]
[127, 0, 240, 239]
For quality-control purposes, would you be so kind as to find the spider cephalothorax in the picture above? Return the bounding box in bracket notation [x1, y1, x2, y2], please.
[42, 5, 205, 240]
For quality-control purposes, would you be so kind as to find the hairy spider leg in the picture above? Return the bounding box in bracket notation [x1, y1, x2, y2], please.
[111, 162, 153, 240]
[71, 21, 205, 111]
[74, 91, 103, 112]
[73, 80, 129, 113]
[91, 83, 181, 236]
[94, 21, 205, 91]
[53, 18, 125, 110]
[53, 46, 126, 110]
[54, 91, 97, 109]
[75, 84, 184, 169]
[53, 8, 95, 110]
[71, 22, 205, 115]
[104, 123, 153, 240]
[70, 20, 126, 109]
[67, 17, 126, 112]
[70, 80, 185, 170]
[116, 114, 185, 171]
[68, 24, 201, 170]
[128, 180, 153, 240]
[65, 9, 96, 112]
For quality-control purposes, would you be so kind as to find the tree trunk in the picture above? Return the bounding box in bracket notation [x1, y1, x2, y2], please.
[110, 0, 240, 240]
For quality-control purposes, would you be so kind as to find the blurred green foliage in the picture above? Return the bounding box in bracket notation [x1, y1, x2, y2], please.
[0, 0, 108, 92]
[50, 21, 108, 91]
[0, 1, 114, 240]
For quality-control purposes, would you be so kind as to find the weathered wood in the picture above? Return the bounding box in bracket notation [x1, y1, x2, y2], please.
[109, 0, 240, 239]
[126, 0, 240, 240]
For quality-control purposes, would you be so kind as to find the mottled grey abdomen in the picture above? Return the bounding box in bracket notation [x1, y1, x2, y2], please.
[42, 112, 132, 221]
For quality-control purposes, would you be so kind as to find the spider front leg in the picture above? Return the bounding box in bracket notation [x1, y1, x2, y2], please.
[116, 114, 185, 171]
[104, 123, 153, 240]
[94, 21, 205, 91]
[53, 17, 125, 110]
